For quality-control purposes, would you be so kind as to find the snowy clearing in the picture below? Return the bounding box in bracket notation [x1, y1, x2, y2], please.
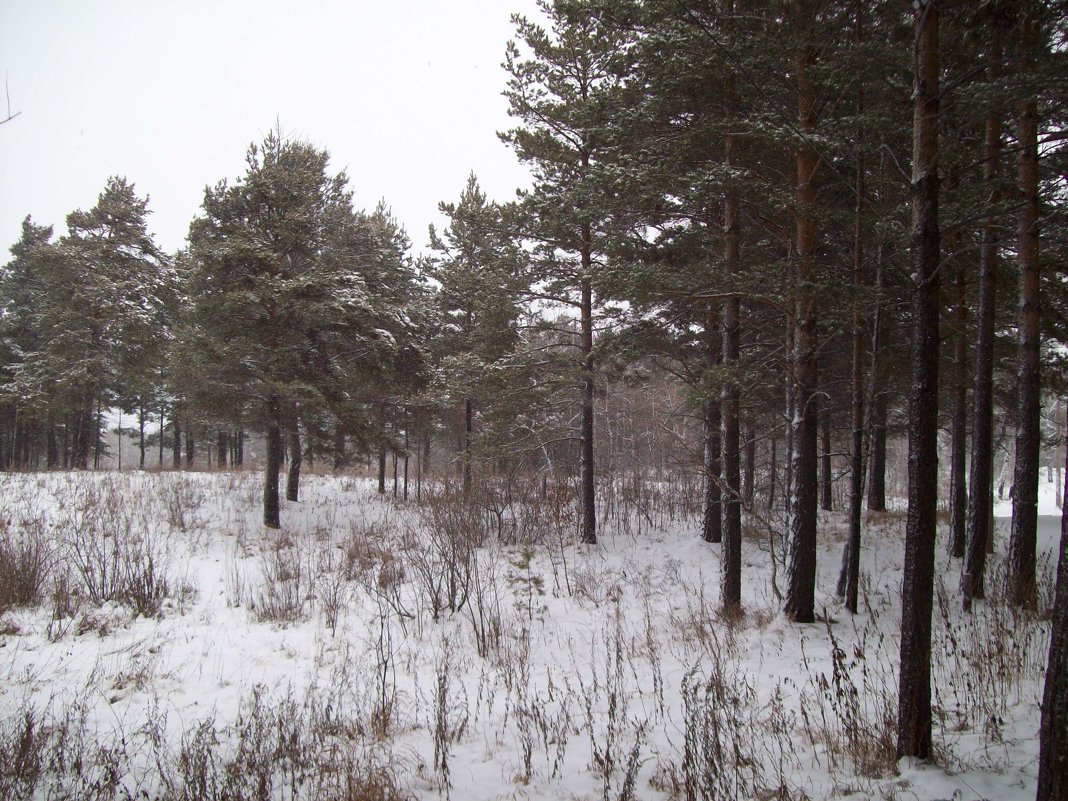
[0, 470, 1057, 800]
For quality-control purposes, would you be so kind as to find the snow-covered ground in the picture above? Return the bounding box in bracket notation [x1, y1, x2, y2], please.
[0, 470, 1058, 800]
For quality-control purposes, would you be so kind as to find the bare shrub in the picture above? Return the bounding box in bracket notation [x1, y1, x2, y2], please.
[316, 547, 349, 636]
[400, 491, 489, 623]
[253, 537, 308, 623]
[0, 683, 413, 801]
[797, 620, 897, 783]
[59, 482, 175, 617]
[161, 474, 205, 532]
[430, 638, 468, 796]
[678, 627, 805, 801]
[0, 513, 52, 611]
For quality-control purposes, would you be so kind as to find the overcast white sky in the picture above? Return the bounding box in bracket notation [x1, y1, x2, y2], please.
[0, 0, 541, 258]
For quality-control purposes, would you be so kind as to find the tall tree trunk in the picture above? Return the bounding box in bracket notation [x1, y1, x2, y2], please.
[580, 251, 597, 545]
[1037, 401, 1068, 800]
[463, 398, 473, 496]
[217, 430, 228, 469]
[743, 426, 755, 506]
[403, 425, 410, 501]
[333, 427, 346, 470]
[721, 107, 742, 611]
[839, 41, 866, 614]
[185, 431, 195, 467]
[948, 253, 968, 558]
[138, 404, 146, 469]
[46, 411, 59, 469]
[702, 310, 722, 544]
[820, 406, 833, 511]
[264, 421, 282, 529]
[1008, 57, 1041, 608]
[784, 34, 820, 624]
[963, 107, 1001, 607]
[172, 410, 181, 469]
[92, 398, 102, 470]
[286, 425, 302, 502]
[767, 435, 777, 512]
[897, 0, 940, 760]
[377, 404, 388, 494]
[867, 392, 887, 511]
[236, 429, 244, 467]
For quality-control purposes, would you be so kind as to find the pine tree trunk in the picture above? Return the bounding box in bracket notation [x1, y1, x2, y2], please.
[721, 116, 742, 611]
[897, 0, 940, 760]
[403, 425, 410, 501]
[767, 435, 777, 512]
[866, 395, 886, 506]
[821, 407, 833, 511]
[463, 398, 473, 496]
[744, 426, 756, 506]
[264, 422, 282, 528]
[217, 430, 228, 469]
[286, 425, 302, 502]
[236, 429, 244, 467]
[840, 59, 865, 613]
[93, 398, 102, 470]
[784, 36, 819, 624]
[580, 259, 597, 545]
[138, 404, 146, 469]
[333, 428, 346, 470]
[1008, 79, 1041, 609]
[185, 431, 194, 467]
[46, 412, 59, 469]
[172, 411, 181, 469]
[963, 107, 1000, 607]
[1037, 401, 1068, 800]
[702, 311, 722, 544]
[949, 255, 968, 558]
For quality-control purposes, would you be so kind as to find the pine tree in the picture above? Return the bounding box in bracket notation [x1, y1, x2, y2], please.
[185, 132, 406, 527]
[428, 173, 523, 493]
[897, 0, 941, 761]
[502, 0, 636, 544]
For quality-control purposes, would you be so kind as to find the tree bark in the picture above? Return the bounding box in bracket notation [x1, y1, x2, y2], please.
[767, 435, 777, 513]
[702, 310, 722, 544]
[184, 431, 194, 467]
[1037, 401, 1068, 800]
[172, 410, 181, 469]
[580, 252, 597, 545]
[784, 34, 820, 624]
[721, 110, 742, 611]
[963, 107, 1001, 608]
[948, 253, 968, 558]
[867, 392, 887, 511]
[744, 426, 756, 506]
[264, 422, 282, 528]
[286, 425, 302, 502]
[898, 0, 940, 760]
[463, 397, 473, 496]
[138, 404, 146, 470]
[1008, 62, 1041, 608]
[46, 412, 59, 469]
[217, 430, 228, 469]
[820, 406, 833, 511]
[839, 42, 865, 614]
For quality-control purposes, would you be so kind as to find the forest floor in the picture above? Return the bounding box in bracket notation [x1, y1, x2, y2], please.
[0, 470, 1059, 800]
